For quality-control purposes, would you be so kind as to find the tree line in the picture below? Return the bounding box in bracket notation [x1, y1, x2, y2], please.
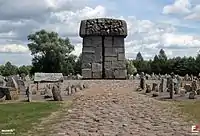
[128, 49, 200, 76]
[0, 29, 200, 77]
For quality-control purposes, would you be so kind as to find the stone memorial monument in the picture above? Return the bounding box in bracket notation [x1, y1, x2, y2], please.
[79, 18, 127, 79]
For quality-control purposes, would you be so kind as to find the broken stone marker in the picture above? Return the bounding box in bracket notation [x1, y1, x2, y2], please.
[26, 86, 32, 102]
[184, 84, 192, 93]
[159, 78, 166, 92]
[191, 80, 198, 92]
[179, 88, 186, 97]
[52, 84, 62, 101]
[152, 92, 159, 97]
[197, 89, 200, 95]
[169, 77, 174, 99]
[189, 91, 196, 99]
[145, 84, 151, 93]
[152, 83, 159, 92]
[140, 72, 145, 90]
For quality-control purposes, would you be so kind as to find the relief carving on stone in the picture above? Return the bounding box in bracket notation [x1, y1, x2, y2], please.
[85, 18, 126, 36]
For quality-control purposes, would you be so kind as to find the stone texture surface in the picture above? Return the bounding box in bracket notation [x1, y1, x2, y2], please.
[31, 80, 193, 136]
[79, 18, 127, 37]
[82, 69, 92, 79]
[80, 18, 127, 79]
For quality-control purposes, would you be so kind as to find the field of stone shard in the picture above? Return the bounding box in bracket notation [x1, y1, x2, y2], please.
[31, 80, 193, 136]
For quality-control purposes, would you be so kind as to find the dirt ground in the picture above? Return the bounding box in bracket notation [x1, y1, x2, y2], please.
[27, 80, 194, 136]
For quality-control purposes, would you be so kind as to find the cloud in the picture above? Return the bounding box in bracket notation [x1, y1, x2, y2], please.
[184, 5, 200, 20]
[0, 0, 200, 65]
[162, 0, 200, 21]
[0, 0, 90, 21]
[162, 0, 191, 15]
[0, 44, 29, 53]
[124, 16, 200, 60]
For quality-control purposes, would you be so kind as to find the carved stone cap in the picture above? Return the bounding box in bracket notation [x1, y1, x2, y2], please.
[79, 18, 127, 37]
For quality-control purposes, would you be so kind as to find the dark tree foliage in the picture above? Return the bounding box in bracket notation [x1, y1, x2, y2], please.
[0, 62, 31, 77]
[27, 29, 74, 75]
[130, 49, 200, 76]
[136, 52, 144, 61]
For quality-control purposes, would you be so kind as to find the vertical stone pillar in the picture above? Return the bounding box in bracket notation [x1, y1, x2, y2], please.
[79, 18, 128, 79]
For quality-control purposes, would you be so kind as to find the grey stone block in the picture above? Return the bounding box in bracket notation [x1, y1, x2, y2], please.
[104, 37, 113, 47]
[105, 69, 114, 79]
[105, 56, 117, 61]
[79, 20, 86, 37]
[82, 53, 95, 63]
[82, 47, 95, 53]
[91, 36, 102, 47]
[112, 61, 126, 69]
[114, 69, 127, 79]
[116, 48, 125, 53]
[83, 37, 92, 47]
[92, 63, 102, 72]
[117, 53, 125, 61]
[82, 69, 92, 79]
[105, 48, 117, 57]
[95, 47, 102, 62]
[92, 72, 102, 78]
[104, 61, 112, 69]
[82, 63, 91, 69]
[113, 37, 124, 47]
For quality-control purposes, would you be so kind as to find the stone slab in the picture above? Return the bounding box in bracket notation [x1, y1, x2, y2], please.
[91, 36, 102, 47]
[82, 69, 92, 79]
[105, 69, 114, 79]
[104, 37, 113, 47]
[112, 61, 126, 69]
[117, 53, 125, 61]
[83, 36, 92, 47]
[116, 48, 125, 53]
[114, 69, 127, 79]
[105, 48, 117, 57]
[104, 61, 112, 69]
[95, 47, 102, 62]
[92, 72, 102, 79]
[92, 63, 102, 72]
[105, 56, 117, 62]
[113, 37, 124, 47]
[82, 53, 95, 63]
[79, 20, 86, 37]
[82, 47, 95, 53]
[82, 63, 92, 69]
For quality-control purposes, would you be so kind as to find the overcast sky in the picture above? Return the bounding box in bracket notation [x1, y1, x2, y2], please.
[0, 0, 200, 65]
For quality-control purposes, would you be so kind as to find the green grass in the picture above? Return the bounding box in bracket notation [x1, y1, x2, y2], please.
[0, 102, 62, 136]
[176, 101, 200, 122]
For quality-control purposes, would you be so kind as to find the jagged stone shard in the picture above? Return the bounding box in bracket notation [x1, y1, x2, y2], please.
[79, 18, 127, 37]
[0, 86, 18, 100]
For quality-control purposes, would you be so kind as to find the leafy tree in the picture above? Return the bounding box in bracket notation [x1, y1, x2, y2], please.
[18, 65, 32, 77]
[74, 53, 82, 75]
[158, 49, 167, 61]
[151, 55, 161, 74]
[1, 62, 18, 76]
[126, 60, 137, 75]
[136, 52, 143, 61]
[62, 54, 77, 75]
[27, 29, 74, 74]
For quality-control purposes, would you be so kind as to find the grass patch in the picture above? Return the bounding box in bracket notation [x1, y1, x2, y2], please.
[175, 101, 200, 123]
[0, 102, 61, 136]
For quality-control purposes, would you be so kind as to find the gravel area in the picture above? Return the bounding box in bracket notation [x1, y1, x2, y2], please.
[32, 80, 194, 136]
